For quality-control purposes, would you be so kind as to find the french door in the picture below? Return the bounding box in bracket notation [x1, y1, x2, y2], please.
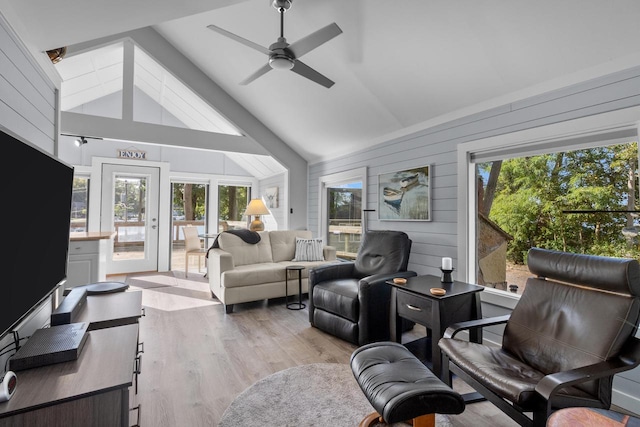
[101, 164, 160, 274]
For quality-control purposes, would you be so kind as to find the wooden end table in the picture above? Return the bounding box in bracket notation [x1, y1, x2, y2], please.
[387, 274, 484, 381]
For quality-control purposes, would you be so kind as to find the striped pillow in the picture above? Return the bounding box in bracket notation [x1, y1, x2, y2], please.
[292, 237, 325, 262]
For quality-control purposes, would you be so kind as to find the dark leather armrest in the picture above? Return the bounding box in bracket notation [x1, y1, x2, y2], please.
[360, 270, 418, 286]
[356, 271, 418, 344]
[443, 314, 511, 339]
[536, 336, 640, 401]
[308, 262, 355, 285]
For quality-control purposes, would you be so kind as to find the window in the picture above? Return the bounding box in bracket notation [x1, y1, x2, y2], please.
[218, 185, 249, 231]
[171, 182, 208, 271]
[319, 168, 367, 260]
[70, 176, 89, 232]
[476, 142, 639, 295]
[458, 107, 640, 300]
[327, 184, 363, 259]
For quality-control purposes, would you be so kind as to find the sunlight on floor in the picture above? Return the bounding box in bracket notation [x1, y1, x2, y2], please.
[113, 271, 222, 312]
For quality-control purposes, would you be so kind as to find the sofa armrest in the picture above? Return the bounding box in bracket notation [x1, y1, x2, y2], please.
[323, 245, 337, 261]
[308, 262, 355, 285]
[207, 248, 234, 283]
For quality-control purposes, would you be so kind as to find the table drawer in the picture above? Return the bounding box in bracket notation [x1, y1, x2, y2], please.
[68, 240, 99, 255]
[396, 290, 432, 325]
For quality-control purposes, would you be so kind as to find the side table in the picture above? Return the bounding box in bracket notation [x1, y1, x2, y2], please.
[387, 275, 484, 381]
[285, 265, 306, 310]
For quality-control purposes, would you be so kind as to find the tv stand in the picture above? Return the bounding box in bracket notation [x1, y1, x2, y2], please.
[0, 292, 142, 427]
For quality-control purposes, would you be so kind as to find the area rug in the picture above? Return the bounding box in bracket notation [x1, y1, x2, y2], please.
[219, 363, 453, 427]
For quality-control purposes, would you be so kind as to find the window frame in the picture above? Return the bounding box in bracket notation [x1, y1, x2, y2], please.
[457, 106, 640, 308]
[318, 167, 367, 244]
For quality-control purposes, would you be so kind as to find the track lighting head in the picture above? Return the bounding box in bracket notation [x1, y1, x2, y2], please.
[74, 136, 88, 147]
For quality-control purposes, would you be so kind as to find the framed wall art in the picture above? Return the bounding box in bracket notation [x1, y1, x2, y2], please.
[378, 165, 431, 221]
[264, 186, 279, 208]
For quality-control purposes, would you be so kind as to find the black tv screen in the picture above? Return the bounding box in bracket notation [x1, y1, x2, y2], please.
[0, 129, 73, 340]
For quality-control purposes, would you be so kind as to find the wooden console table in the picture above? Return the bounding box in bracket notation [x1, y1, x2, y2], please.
[388, 275, 484, 380]
[0, 291, 143, 426]
[0, 325, 138, 427]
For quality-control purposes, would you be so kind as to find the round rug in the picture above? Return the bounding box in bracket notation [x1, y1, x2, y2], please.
[219, 363, 453, 427]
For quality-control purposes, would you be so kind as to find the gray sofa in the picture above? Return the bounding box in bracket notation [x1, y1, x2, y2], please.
[208, 230, 338, 313]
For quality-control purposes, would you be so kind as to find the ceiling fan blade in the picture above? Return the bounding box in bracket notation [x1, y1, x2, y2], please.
[239, 63, 273, 85]
[288, 23, 343, 58]
[290, 60, 334, 88]
[207, 24, 271, 55]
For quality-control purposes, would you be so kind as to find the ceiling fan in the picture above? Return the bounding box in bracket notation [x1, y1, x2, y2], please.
[207, 0, 343, 88]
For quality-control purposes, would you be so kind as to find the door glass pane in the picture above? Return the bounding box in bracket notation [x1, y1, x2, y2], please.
[327, 183, 362, 259]
[218, 185, 249, 231]
[171, 183, 208, 272]
[476, 141, 639, 295]
[71, 176, 89, 232]
[113, 176, 147, 261]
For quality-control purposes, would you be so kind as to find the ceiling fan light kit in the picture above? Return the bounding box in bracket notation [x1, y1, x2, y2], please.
[269, 55, 294, 70]
[207, 0, 342, 88]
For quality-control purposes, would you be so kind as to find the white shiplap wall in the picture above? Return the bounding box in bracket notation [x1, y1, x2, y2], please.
[0, 14, 59, 377]
[257, 172, 287, 231]
[309, 66, 640, 276]
[0, 15, 56, 154]
[308, 65, 640, 412]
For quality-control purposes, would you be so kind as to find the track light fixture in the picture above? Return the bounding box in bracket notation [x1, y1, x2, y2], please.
[61, 133, 103, 147]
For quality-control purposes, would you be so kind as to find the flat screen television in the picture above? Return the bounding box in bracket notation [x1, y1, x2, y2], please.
[0, 129, 74, 341]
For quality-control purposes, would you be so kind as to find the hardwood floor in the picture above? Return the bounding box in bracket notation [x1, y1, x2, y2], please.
[119, 270, 521, 426]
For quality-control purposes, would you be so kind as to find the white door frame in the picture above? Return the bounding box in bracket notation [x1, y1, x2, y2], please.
[87, 157, 172, 273]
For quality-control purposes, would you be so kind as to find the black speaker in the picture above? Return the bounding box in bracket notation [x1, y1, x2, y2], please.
[51, 287, 88, 326]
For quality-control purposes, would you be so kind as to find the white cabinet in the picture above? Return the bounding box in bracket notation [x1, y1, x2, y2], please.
[67, 241, 99, 289]
[67, 232, 113, 291]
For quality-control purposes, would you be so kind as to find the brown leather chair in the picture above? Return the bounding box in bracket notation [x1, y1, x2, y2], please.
[308, 230, 417, 346]
[439, 247, 640, 427]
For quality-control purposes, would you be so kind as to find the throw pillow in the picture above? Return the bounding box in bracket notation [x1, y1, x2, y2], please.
[292, 237, 325, 262]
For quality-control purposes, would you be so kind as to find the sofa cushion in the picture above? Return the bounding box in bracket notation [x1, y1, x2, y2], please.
[217, 231, 273, 266]
[292, 237, 325, 262]
[222, 263, 284, 288]
[269, 230, 312, 262]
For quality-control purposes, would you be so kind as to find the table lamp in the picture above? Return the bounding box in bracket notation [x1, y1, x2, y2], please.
[244, 199, 271, 231]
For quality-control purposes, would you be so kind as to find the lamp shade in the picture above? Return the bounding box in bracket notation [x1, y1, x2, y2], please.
[244, 199, 271, 216]
[244, 199, 270, 232]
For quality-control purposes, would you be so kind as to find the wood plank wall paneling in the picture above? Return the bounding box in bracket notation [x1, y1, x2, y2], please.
[308, 65, 640, 277]
[0, 13, 59, 375]
[308, 66, 640, 412]
[0, 15, 56, 153]
[258, 172, 287, 230]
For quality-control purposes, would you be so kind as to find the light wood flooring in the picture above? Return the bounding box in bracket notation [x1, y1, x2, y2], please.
[116, 270, 518, 426]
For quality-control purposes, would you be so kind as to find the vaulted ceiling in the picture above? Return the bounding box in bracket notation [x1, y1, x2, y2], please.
[6, 0, 640, 163]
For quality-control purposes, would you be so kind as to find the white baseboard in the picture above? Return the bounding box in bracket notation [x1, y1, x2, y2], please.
[613, 389, 640, 415]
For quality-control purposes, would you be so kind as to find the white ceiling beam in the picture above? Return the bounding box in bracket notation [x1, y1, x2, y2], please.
[61, 111, 268, 155]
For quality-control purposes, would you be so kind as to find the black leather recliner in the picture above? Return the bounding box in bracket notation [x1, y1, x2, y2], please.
[308, 230, 417, 346]
[439, 247, 640, 427]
